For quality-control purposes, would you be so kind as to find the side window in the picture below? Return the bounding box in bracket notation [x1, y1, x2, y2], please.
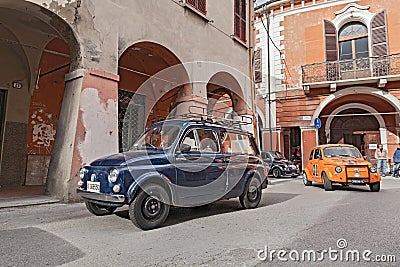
[197, 129, 219, 153]
[309, 150, 314, 160]
[181, 130, 198, 152]
[230, 133, 255, 155]
[314, 149, 322, 159]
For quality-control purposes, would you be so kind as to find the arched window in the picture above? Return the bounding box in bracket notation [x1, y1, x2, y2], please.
[338, 22, 369, 60]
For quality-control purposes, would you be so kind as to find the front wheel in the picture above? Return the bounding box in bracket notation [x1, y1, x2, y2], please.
[85, 201, 117, 216]
[303, 172, 312, 186]
[129, 184, 170, 230]
[239, 176, 262, 209]
[369, 182, 380, 192]
[272, 168, 281, 178]
[323, 172, 333, 191]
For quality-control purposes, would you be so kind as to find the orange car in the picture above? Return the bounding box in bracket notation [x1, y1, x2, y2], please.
[303, 144, 381, 192]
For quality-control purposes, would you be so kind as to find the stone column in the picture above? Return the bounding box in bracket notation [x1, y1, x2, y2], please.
[46, 69, 84, 201]
[46, 69, 120, 202]
[171, 83, 208, 119]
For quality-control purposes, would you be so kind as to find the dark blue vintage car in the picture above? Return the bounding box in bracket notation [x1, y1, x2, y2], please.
[77, 119, 267, 230]
[261, 151, 300, 178]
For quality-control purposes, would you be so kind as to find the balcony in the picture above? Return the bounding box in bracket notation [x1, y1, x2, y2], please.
[302, 54, 400, 89]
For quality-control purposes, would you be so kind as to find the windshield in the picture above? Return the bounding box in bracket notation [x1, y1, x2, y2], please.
[323, 146, 362, 158]
[132, 125, 180, 150]
[271, 151, 285, 160]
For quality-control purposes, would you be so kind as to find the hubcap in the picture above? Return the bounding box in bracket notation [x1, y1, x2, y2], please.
[143, 196, 162, 219]
[273, 169, 279, 177]
[248, 185, 259, 202]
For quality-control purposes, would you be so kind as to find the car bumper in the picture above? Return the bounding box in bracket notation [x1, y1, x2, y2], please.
[283, 169, 300, 176]
[77, 188, 125, 206]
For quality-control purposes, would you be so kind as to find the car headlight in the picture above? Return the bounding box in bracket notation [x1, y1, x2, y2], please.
[335, 166, 342, 173]
[369, 166, 377, 173]
[108, 168, 119, 183]
[79, 167, 89, 179]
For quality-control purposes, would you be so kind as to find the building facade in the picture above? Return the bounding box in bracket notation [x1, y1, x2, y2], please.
[0, 0, 255, 201]
[254, 0, 400, 166]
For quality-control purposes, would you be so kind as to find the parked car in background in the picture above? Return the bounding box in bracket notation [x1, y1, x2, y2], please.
[261, 151, 300, 178]
[77, 119, 268, 230]
[303, 144, 381, 192]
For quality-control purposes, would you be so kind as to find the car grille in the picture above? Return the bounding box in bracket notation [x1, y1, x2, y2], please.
[346, 166, 369, 179]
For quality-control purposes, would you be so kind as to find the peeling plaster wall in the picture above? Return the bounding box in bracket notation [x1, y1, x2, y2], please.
[66, 70, 119, 201]
[77, 88, 118, 165]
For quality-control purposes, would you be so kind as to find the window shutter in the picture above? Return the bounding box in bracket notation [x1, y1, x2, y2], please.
[371, 10, 388, 56]
[186, 0, 206, 15]
[324, 20, 338, 62]
[254, 48, 262, 83]
[197, 0, 206, 14]
[187, 0, 196, 6]
[234, 0, 246, 42]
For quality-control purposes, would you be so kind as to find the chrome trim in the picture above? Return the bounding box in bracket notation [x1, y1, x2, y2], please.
[77, 188, 125, 204]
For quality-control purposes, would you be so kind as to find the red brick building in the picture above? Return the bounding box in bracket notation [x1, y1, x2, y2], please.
[254, 0, 400, 167]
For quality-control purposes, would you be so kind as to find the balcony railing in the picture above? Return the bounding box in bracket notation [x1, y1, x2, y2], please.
[302, 54, 400, 84]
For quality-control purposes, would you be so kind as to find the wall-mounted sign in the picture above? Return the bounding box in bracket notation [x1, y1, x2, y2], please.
[369, 144, 378, 149]
[12, 82, 23, 89]
[314, 118, 322, 129]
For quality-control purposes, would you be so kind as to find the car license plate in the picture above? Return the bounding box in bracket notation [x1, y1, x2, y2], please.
[352, 180, 364, 184]
[87, 181, 100, 193]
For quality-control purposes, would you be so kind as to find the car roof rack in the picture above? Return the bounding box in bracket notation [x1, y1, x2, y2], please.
[175, 105, 253, 131]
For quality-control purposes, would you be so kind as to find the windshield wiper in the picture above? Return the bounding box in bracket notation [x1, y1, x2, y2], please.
[339, 154, 355, 158]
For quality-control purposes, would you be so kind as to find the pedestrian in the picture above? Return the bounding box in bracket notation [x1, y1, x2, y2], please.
[375, 144, 388, 177]
[291, 146, 301, 161]
[291, 145, 302, 171]
[393, 144, 400, 178]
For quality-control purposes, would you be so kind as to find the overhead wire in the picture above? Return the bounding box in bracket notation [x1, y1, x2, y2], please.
[259, 12, 296, 98]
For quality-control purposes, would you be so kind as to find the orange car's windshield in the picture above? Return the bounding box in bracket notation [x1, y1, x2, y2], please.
[323, 147, 362, 158]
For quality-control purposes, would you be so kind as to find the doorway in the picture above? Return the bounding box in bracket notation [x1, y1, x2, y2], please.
[0, 90, 6, 165]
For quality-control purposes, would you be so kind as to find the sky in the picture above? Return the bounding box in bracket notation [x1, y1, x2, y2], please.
[255, 0, 269, 8]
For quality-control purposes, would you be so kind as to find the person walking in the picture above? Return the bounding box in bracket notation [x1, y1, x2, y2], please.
[375, 144, 388, 177]
[393, 144, 400, 178]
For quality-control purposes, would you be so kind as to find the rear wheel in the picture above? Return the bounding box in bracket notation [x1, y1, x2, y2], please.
[369, 182, 380, 192]
[323, 172, 333, 191]
[85, 201, 117, 216]
[272, 168, 281, 178]
[303, 172, 312, 186]
[239, 176, 262, 209]
[129, 184, 170, 230]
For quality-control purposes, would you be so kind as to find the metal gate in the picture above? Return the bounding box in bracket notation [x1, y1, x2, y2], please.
[118, 90, 145, 152]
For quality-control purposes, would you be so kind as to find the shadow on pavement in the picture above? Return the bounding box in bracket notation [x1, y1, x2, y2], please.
[114, 192, 299, 228]
[311, 183, 371, 192]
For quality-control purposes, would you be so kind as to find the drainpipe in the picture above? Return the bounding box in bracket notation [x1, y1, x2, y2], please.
[266, 11, 273, 151]
[249, 0, 258, 145]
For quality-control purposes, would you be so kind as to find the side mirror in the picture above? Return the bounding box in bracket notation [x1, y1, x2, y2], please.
[179, 143, 191, 153]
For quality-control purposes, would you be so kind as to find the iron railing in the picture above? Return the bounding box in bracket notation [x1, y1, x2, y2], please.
[302, 54, 400, 84]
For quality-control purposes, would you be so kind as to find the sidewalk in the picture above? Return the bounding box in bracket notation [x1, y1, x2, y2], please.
[0, 185, 60, 209]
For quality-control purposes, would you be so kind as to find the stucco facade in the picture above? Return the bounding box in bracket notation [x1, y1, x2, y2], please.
[0, 0, 254, 201]
[255, 0, 400, 167]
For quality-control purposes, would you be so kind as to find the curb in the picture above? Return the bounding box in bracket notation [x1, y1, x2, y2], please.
[0, 197, 60, 209]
